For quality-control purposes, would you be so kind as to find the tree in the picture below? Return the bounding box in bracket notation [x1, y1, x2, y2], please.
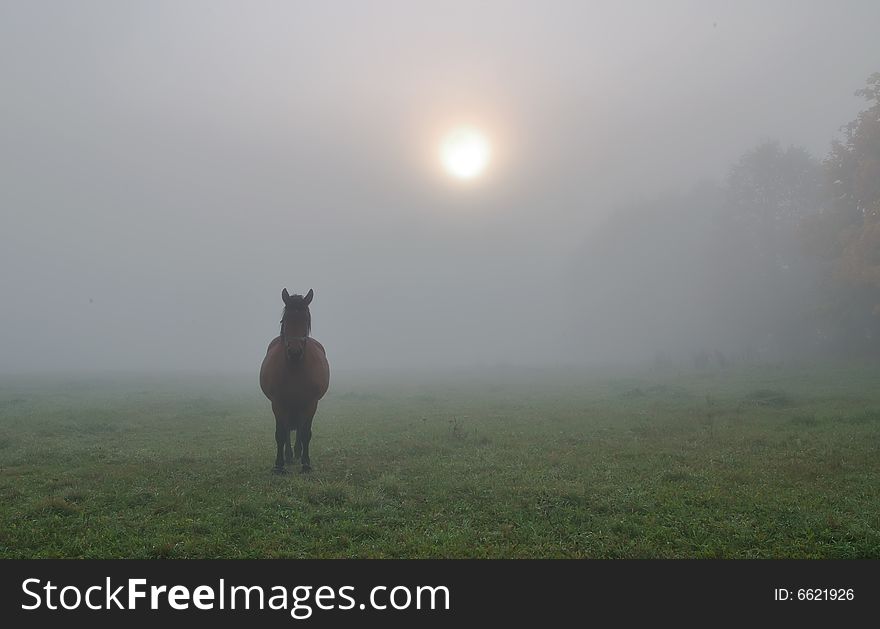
[725, 141, 824, 267]
[716, 141, 825, 357]
[568, 140, 827, 364]
[804, 73, 880, 354]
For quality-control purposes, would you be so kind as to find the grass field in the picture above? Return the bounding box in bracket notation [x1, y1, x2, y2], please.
[1, 363, 879, 558]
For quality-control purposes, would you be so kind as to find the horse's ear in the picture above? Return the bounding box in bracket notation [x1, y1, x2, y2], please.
[281, 288, 291, 305]
[303, 289, 314, 305]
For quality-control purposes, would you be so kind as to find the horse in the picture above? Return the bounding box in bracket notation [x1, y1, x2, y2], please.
[259, 288, 330, 473]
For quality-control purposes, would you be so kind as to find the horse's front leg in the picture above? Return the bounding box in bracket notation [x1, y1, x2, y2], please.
[271, 403, 288, 474]
[273, 424, 287, 473]
[299, 401, 318, 473]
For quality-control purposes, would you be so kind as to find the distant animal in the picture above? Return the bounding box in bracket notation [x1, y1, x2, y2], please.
[259, 288, 330, 473]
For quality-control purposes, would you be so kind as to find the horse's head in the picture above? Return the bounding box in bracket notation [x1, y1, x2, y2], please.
[280, 288, 313, 362]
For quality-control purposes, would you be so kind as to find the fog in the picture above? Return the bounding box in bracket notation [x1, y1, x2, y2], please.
[2, 1, 878, 374]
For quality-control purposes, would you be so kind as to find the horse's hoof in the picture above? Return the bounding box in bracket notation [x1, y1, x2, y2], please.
[272, 467, 288, 475]
[300, 464, 312, 473]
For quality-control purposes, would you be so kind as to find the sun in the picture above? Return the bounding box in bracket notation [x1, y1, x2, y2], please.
[439, 127, 491, 180]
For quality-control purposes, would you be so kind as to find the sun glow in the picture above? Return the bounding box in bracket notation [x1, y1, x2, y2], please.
[439, 127, 491, 180]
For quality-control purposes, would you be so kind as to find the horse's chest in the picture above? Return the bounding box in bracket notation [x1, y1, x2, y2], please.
[261, 343, 328, 405]
[276, 370, 321, 401]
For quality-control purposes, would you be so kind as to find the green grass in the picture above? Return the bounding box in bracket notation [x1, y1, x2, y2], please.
[1, 363, 879, 558]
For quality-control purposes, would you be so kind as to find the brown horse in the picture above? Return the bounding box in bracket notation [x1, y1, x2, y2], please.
[259, 288, 330, 473]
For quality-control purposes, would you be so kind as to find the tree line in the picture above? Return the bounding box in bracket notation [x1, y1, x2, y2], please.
[572, 73, 880, 363]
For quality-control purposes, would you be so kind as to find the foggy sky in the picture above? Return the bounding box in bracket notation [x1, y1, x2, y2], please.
[2, 1, 878, 373]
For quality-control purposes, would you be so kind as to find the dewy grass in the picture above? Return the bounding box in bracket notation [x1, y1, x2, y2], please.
[0, 364, 878, 558]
